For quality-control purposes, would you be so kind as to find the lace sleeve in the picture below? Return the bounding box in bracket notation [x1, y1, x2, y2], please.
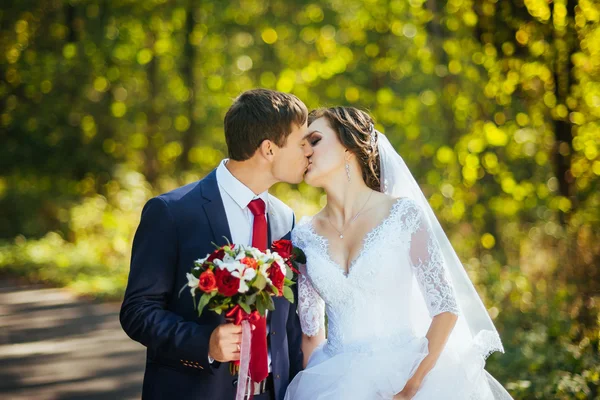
[297, 264, 326, 336]
[292, 225, 326, 337]
[402, 200, 460, 318]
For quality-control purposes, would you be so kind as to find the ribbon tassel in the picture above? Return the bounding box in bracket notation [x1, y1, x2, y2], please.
[235, 320, 252, 400]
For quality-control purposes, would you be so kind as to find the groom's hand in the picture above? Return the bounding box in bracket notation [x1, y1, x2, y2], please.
[208, 323, 243, 362]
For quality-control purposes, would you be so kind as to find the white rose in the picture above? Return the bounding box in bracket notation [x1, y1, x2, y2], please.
[272, 254, 286, 274]
[185, 273, 199, 297]
[249, 247, 264, 259]
[186, 272, 199, 288]
[194, 256, 208, 265]
[237, 279, 249, 293]
[242, 267, 256, 281]
[223, 253, 236, 264]
[232, 267, 257, 293]
[224, 260, 245, 273]
[258, 262, 274, 285]
[257, 250, 273, 265]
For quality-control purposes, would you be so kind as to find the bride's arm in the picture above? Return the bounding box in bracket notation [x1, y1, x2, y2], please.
[395, 313, 457, 398]
[396, 202, 460, 398]
[297, 264, 326, 368]
[302, 329, 326, 368]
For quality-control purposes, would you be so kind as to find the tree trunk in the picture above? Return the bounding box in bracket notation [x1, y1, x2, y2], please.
[551, 0, 576, 223]
[425, 0, 458, 143]
[179, 0, 198, 173]
[145, 32, 160, 185]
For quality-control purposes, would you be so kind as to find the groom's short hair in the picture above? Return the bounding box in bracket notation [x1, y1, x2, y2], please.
[224, 89, 308, 161]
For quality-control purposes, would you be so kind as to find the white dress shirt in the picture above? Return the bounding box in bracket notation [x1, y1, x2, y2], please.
[216, 159, 269, 246]
[213, 159, 272, 372]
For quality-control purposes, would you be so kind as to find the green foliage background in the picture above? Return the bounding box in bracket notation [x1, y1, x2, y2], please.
[0, 0, 599, 398]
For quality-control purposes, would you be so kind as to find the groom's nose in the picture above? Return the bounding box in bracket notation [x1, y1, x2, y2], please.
[304, 142, 314, 158]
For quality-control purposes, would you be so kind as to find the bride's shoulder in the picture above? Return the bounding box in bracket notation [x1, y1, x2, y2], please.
[387, 196, 424, 221]
[292, 212, 317, 236]
[292, 209, 329, 244]
[295, 207, 328, 228]
[295, 215, 314, 228]
[291, 214, 317, 249]
[378, 194, 417, 213]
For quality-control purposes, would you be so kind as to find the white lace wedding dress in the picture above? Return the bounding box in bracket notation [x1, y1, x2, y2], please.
[285, 197, 513, 400]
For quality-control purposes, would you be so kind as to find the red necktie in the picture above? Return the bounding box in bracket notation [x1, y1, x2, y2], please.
[246, 198, 269, 383]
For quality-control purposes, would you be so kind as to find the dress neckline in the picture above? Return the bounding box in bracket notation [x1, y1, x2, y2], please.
[304, 197, 406, 278]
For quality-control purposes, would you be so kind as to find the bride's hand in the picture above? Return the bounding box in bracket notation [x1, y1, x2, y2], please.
[393, 381, 420, 400]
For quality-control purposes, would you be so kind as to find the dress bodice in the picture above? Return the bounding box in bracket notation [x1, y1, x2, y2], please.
[291, 197, 460, 356]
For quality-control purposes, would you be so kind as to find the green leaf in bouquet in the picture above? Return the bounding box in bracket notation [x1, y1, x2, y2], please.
[284, 278, 295, 286]
[219, 236, 232, 247]
[197, 291, 216, 317]
[293, 247, 306, 264]
[283, 286, 295, 304]
[245, 293, 257, 306]
[254, 273, 267, 290]
[261, 291, 275, 311]
[269, 283, 280, 296]
[285, 266, 293, 280]
[211, 302, 230, 315]
[239, 301, 251, 314]
[256, 295, 267, 316]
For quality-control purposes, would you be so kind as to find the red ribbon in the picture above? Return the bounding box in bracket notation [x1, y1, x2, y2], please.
[226, 305, 268, 399]
[226, 305, 261, 326]
[285, 259, 300, 275]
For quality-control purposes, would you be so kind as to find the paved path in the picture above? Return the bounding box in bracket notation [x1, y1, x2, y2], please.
[0, 280, 146, 399]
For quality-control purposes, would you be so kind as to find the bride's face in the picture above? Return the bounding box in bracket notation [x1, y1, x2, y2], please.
[304, 117, 347, 188]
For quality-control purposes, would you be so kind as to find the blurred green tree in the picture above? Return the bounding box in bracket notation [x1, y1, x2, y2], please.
[0, 1, 598, 398]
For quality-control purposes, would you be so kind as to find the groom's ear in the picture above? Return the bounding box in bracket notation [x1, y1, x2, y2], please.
[258, 139, 276, 160]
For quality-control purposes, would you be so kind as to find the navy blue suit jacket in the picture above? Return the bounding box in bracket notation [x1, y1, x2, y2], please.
[120, 169, 304, 400]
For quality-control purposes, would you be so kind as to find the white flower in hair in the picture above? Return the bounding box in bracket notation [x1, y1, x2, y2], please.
[369, 123, 377, 147]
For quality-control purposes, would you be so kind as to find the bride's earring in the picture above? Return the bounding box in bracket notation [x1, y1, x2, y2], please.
[345, 162, 351, 182]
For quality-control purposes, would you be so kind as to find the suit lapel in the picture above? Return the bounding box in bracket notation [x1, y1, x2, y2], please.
[267, 206, 288, 334]
[201, 173, 287, 333]
[267, 214, 272, 248]
[200, 169, 233, 246]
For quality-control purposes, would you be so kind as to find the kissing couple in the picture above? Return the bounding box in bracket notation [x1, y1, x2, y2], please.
[121, 89, 513, 400]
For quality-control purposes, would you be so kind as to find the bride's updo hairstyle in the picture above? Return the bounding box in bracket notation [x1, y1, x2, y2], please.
[308, 107, 381, 191]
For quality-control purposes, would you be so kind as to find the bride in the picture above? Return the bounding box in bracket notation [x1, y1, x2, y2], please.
[285, 107, 513, 399]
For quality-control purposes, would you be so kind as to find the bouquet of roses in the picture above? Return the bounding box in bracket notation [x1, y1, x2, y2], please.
[183, 239, 304, 317]
[181, 239, 305, 400]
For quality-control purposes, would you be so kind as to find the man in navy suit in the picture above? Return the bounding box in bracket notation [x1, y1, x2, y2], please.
[120, 89, 313, 399]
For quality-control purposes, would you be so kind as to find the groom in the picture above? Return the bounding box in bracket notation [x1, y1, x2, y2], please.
[120, 89, 312, 400]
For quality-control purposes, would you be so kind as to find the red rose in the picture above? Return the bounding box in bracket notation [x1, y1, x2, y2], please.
[207, 248, 225, 263]
[215, 268, 240, 297]
[198, 270, 217, 293]
[240, 257, 258, 270]
[272, 240, 293, 259]
[206, 244, 235, 263]
[268, 262, 285, 295]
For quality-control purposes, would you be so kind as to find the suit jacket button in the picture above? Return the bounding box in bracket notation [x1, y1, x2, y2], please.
[232, 379, 238, 386]
[271, 331, 276, 335]
[276, 374, 280, 379]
